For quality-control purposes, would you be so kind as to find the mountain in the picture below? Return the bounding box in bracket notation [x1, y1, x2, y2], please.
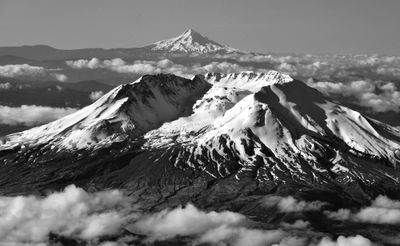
[144, 28, 240, 54]
[0, 71, 400, 204]
[0, 29, 243, 60]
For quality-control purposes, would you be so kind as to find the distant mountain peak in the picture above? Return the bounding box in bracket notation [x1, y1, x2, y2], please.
[148, 29, 240, 54]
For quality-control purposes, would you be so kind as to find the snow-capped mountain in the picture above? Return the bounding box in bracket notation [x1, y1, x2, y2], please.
[146, 29, 240, 54]
[0, 71, 400, 199]
[0, 74, 210, 150]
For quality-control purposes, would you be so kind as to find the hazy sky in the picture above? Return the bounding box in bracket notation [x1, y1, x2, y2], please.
[0, 0, 399, 54]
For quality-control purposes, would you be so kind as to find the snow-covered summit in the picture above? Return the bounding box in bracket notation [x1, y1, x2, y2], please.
[148, 29, 240, 54]
[204, 71, 294, 91]
[0, 74, 210, 150]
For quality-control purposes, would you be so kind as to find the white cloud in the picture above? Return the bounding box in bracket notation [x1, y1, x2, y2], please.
[197, 225, 285, 246]
[131, 203, 314, 246]
[0, 185, 134, 244]
[0, 105, 78, 126]
[0, 64, 47, 78]
[0, 188, 379, 246]
[263, 196, 326, 212]
[309, 80, 400, 112]
[131, 203, 245, 241]
[50, 73, 68, 82]
[65, 58, 266, 78]
[317, 235, 375, 246]
[89, 91, 104, 101]
[325, 195, 400, 225]
[0, 64, 68, 81]
[64, 54, 400, 114]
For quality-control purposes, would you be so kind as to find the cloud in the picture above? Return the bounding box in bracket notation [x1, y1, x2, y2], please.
[0, 64, 68, 82]
[197, 225, 286, 246]
[309, 80, 400, 112]
[50, 73, 68, 82]
[131, 203, 245, 241]
[0, 105, 78, 126]
[317, 235, 375, 246]
[0, 185, 134, 244]
[213, 53, 400, 113]
[0, 64, 47, 77]
[281, 220, 310, 229]
[0, 188, 378, 246]
[89, 91, 105, 101]
[325, 195, 400, 224]
[0, 82, 11, 90]
[65, 54, 400, 113]
[131, 203, 315, 246]
[263, 196, 327, 212]
[65, 58, 265, 78]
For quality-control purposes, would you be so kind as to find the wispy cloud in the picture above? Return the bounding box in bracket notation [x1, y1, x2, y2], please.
[263, 196, 327, 212]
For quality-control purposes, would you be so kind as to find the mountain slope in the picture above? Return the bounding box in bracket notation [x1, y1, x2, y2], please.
[0, 71, 399, 203]
[0, 74, 210, 150]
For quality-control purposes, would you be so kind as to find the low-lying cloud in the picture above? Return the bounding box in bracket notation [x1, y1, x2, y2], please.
[263, 195, 327, 212]
[0, 188, 382, 246]
[65, 58, 265, 78]
[0, 185, 134, 244]
[0, 64, 68, 81]
[317, 235, 374, 246]
[326, 195, 400, 224]
[131, 204, 307, 246]
[64, 55, 400, 113]
[0, 105, 78, 126]
[89, 90, 104, 101]
[0, 64, 47, 77]
[132, 204, 245, 241]
[309, 80, 400, 112]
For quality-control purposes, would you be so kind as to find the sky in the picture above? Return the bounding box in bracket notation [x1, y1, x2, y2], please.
[0, 0, 399, 55]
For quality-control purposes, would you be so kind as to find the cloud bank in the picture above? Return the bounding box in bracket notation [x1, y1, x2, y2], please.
[0, 189, 381, 246]
[0, 105, 78, 126]
[309, 80, 400, 112]
[65, 54, 400, 113]
[0, 185, 134, 244]
[65, 58, 265, 78]
[0, 64, 68, 81]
